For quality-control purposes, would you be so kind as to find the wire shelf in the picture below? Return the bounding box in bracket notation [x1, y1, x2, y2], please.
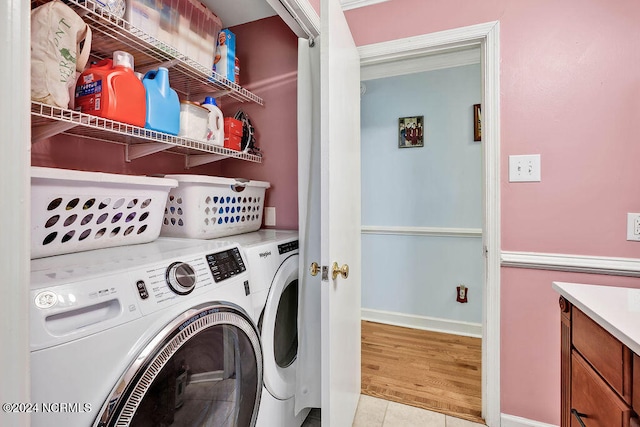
[30, 0, 263, 166]
[31, 0, 263, 104]
[31, 102, 263, 165]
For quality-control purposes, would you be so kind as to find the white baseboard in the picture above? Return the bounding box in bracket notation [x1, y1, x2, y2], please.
[501, 413, 558, 427]
[361, 308, 482, 338]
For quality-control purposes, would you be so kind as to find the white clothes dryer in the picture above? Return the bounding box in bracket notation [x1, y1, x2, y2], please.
[29, 238, 263, 427]
[229, 230, 311, 427]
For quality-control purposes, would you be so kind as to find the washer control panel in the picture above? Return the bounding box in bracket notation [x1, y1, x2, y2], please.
[29, 241, 250, 350]
[207, 247, 246, 282]
[134, 255, 213, 307]
[134, 245, 248, 316]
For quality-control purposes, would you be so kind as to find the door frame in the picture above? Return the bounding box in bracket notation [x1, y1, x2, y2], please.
[358, 21, 501, 426]
[1, 0, 31, 421]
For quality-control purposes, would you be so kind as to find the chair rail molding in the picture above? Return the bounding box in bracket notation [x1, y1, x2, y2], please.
[362, 225, 482, 238]
[501, 251, 640, 277]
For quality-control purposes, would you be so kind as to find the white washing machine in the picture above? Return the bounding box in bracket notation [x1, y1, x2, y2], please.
[229, 230, 311, 427]
[30, 238, 263, 427]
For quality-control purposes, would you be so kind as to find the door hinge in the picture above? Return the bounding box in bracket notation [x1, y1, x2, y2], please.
[483, 245, 489, 257]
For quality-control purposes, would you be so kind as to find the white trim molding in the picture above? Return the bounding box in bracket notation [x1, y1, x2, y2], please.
[362, 225, 482, 238]
[341, 0, 390, 11]
[361, 47, 480, 81]
[501, 413, 558, 427]
[361, 308, 482, 338]
[1, 0, 31, 422]
[358, 21, 498, 67]
[358, 21, 501, 425]
[269, 0, 320, 39]
[501, 251, 640, 278]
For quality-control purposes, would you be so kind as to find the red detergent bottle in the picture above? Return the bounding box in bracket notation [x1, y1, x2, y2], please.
[75, 51, 146, 127]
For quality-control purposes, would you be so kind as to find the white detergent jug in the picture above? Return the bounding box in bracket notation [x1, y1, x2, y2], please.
[202, 97, 225, 147]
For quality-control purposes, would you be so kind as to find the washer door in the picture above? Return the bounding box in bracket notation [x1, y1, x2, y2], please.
[95, 302, 262, 427]
[260, 254, 299, 400]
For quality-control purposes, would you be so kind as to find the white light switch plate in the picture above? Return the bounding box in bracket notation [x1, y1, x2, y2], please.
[509, 154, 541, 182]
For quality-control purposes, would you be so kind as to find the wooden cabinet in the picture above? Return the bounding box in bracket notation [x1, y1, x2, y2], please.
[560, 297, 639, 427]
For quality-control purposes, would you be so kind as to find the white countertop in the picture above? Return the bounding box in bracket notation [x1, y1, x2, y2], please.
[553, 282, 640, 355]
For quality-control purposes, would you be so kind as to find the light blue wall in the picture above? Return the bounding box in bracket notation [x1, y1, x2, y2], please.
[361, 64, 483, 325]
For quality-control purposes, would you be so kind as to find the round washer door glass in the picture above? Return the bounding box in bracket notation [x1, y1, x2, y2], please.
[95, 303, 262, 427]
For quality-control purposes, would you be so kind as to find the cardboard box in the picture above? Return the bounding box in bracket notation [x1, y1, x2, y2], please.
[214, 29, 236, 82]
[224, 117, 243, 151]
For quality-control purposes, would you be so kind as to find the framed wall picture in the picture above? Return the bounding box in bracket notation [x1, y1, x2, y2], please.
[473, 104, 482, 141]
[398, 116, 424, 148]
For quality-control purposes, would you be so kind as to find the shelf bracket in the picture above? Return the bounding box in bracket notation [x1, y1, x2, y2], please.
[126, 143, 171, 162]
[137, 59, 180, 75]
[185, 153, 227, 168]
[32, 121, 79, 142]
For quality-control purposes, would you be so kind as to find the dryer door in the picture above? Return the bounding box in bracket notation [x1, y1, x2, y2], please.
[95, 303, 262, 427]
[260, 254, 299, 400]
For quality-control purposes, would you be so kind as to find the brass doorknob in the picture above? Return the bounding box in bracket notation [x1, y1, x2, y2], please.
[332, 262, 349, 280]
[310, 262, 320, 277]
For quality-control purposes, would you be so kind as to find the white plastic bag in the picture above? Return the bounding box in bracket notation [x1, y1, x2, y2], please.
[31, 0, 92, 109]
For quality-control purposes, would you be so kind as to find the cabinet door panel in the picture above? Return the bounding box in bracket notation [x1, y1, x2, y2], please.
[571, 351, 631, 427]
[573, 307, 631, 400]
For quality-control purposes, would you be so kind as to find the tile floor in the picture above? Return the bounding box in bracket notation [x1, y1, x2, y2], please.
[301, 395, 486, 427]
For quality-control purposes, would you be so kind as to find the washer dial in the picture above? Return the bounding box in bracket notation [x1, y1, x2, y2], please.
[166, 262, 196, 295]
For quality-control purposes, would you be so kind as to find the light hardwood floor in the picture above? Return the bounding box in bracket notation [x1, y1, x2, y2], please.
[361, 321, 483, 424]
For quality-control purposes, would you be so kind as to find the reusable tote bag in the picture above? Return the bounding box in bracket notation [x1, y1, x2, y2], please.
[31, 0, 92, 109]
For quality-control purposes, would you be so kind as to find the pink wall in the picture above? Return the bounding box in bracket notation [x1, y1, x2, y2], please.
[344, 0, 640, 424]
[32, 16, 300, 231]
[220, 17, 300, 230]
[32, 135, 224, 176]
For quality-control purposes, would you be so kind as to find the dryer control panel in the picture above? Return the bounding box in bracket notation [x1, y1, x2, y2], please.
[278, 240, 299, 255]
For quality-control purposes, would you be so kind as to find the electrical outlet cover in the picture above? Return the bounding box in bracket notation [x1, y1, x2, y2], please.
[627, 213, 640, 241]
[456, 285, 468, 303]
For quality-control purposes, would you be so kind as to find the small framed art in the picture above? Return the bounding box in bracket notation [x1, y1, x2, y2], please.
[473, 104, 481, 141]
[398, 116, 424, 148]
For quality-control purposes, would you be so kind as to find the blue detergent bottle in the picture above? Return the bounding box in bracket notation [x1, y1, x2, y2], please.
[142, 67, 180, 135]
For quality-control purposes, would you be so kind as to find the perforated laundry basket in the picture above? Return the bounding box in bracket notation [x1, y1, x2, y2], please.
[161, 175, 270, 239]
[31, 167, 178, 259]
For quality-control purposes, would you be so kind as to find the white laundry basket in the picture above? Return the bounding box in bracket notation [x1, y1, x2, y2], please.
[31, 167, 178, 259]
[161, 175, 270, 239]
